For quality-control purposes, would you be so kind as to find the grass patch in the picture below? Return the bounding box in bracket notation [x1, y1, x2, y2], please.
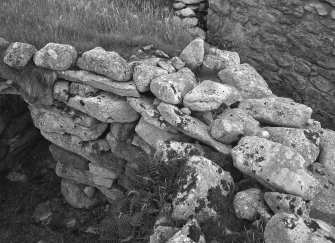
[0, 0, 192, 58]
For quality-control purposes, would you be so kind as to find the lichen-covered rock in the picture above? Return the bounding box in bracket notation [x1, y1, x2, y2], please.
[133, 64, 168, 92]
[218, 63, 273, 99]
[157, 60, 176, 73]
[53, 81, 70, 102]
[61, 178, 104, 209]
[319, 129, 335, 176]
[264, 192, 310, 217]
[215, 108, 262, 136]
[157, 102, 232, 155]
[150, 216, 179, 243]
[179, 38, 205, 70]
[238, 97, 313, 128]
[310, 191, 335, 227]
[180, 7, 196, 18]
[166, 218, 206, 243]
[150, 71, 196, 105]
[202, 50, 240, 73]
[231, 136, 321, 200]
[183, 80, 242, 111]
[127, 96, 176, 132]
[234, 188, 270, 221]
[65, 91, 139, 123]
[172, 156, 234, 222]
[29, 105, 108, 141]
[264, 212, 335, 243]
[77, 47, 131, 81]
[135, 117, 191, 148]
[154, 140, 203, 164]
[58, 70, 139, 97]
[4, 42, 37, 69]
[69, 82, 99, 97]
[264, 127, 321, 165]
[33, 43, 77, 71]
[170, 56, 185, 70]
[210, 118, 244, 144]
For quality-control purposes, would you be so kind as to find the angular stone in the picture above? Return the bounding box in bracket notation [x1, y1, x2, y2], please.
[157, 60, 176, 73]
[133, 64, 168, 92]
[264, 127, 320, 166]
[4, 42, 37, 69]
[216, 108, 262, 136]
[150, 71, 196, 105]
[181, 17, 199, 27]
[167, 218, 206, 243]
[61, 178, 104, 209]
[77, 47, 131, 81]
[310, 191, 335, 227]
[157, 102, 232, 155]
[188, 27, 207, 40]
[231, 136, 321, 200]
[264, 212, 335, 243]
[66, 91, 139, 123]
[210, 118, 244, 144]
[135, 117, 191, 148]
[89, 163, 116, 188]
[180, 7, 196, 17]
[69, 82, 99, 97]
[127, 96, 176, 132]
[170, 56, 185, 70]
[33, 43, 77, 71]
[202, 50, 240, 73]
[179, 38, 204, 70]
[97, 186, 124, 202]
[173, 2, 186, 9]
[319, 129, 335, 176]
[234, 188, 268, 221]
[183, 80, 242, 111]
[58, 70, 139, 97]
[264, 192, 310, 217]
[53, 81, 70, 102]
[29, 105, 108, 141]
[172, 156, 234, 222]
[218, 63, 273, 99]
[238, 97, 313, 128]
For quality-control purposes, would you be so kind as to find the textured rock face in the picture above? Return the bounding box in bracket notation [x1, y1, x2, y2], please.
[179, 38, 204, 70]
[4, 42, 37, 69]
[207, 0, 335, 130]
[133, 64, 168, 92]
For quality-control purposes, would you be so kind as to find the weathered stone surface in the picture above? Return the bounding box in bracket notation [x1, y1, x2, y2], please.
[319, 129, 335, 175]
[264, 127, 320, 166]
[166, 218, 206, 243]
[127, 96, 176, 132]
[65, 91, 139, 123]
[231, 136, 321, 200]
[179, 38, 205, 70]
[135, 117, 190, 148]
[58, 70, 139, 97]
[33, 43, 77, 71]
[202, 50, 240, 73]
[238, 97, 313, 128]
[53, 81, 70, 102]
[310, 191, 335, 227]
[89, 163, 116, 188]
[97, 186, 124, 202]
[173, 2, 186, 10]
[181, 17, 199, 28]
[216, 108, 262, 136]
[29, 105, 108, 141]
[157, 102, 232, 155]
[69, 82, 99, 97]
[210, 118, 244, 144]
[264, 212, 335, 243]
[157, 60, 176, 73]
[49, 144, 88, 170]
[264, 192, 310, 217]
[218, 64, 273, 99]
[172, 156, 234, 222]
[180, 7, 196, 18]
[183, 80, 242, 111]
[4, 42, 37, 69]
[133, 64, 168, 92]
[234, 188, 268, 221]
[61, 178, 103, 209]
[150, 71, 196, 105]
[77, 47, 131, 81]
[170, 56, 185, 70]
[177, 0, 204, 4]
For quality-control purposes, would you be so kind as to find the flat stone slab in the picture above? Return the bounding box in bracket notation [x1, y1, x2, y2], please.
[231, 136, 321, 200]
[58, 70, 140, 97]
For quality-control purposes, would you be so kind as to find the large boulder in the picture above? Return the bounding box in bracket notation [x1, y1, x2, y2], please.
[172, 156, 234, 222]
[183, 80, 242, 111]
[179, 38, 205, 70]
[231, 136, 321, 200]
[77, 47, 131, 81]
[4, 42, 37, 69]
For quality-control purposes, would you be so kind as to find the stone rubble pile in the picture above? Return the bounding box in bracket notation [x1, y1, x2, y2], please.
[1, 36, 335, 243]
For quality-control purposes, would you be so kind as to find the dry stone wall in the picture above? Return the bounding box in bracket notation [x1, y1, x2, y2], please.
[207, 0, 335, 130]
[1, 36, 335, 242]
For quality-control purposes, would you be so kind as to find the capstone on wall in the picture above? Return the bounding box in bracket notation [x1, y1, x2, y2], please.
[207, 0, 335, 130]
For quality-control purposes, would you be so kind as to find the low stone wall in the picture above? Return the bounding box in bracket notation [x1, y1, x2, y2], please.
[1, 36, 335, 242]
[207, 0, 335, 130]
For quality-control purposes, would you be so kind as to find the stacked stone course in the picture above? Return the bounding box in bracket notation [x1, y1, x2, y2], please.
[1, 36, 335, 242]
